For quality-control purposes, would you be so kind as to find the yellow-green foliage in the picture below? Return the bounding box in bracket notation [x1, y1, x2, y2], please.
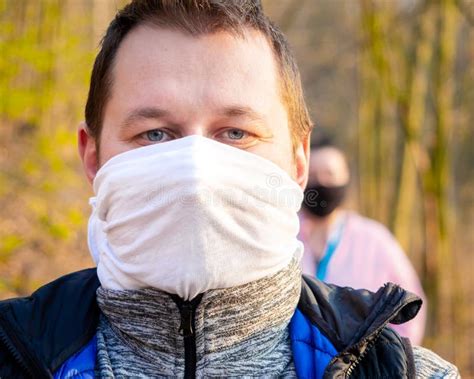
[0, 0, 99, 296]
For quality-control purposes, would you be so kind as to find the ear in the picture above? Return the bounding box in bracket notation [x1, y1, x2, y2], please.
[78, 122, 98, 185]
[294, 133, 311, 190]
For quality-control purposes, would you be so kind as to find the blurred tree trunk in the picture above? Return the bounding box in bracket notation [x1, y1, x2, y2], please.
[92, 0, 119, 47]
[358, 0, 392, 222]
[392, 2, 435, 289]
[423, 0, 459, 360]
[358, 0, 461, 364]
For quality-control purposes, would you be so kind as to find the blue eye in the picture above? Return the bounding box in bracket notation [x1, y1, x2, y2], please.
[228, 129, 245, 140]
[146, 129, 164, 142]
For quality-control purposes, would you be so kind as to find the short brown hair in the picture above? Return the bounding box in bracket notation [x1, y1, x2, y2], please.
[85, 0, 312, 149]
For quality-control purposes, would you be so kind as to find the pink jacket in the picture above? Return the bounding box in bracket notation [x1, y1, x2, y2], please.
[300, 211, 427, 345]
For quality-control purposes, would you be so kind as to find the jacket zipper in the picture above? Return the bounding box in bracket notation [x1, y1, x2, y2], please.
[0, 315, 51, 378]
[171, 294, 203, 379]
[344, 329, 383, 378]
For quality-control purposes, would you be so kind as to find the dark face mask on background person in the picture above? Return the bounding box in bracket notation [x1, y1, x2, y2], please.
[303, 184, 348, 218]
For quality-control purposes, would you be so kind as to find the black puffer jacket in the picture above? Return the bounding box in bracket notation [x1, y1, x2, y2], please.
[0, 268, 421, 378]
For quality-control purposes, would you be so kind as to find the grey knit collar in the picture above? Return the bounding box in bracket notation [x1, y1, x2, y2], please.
[95, 258, 301, 377]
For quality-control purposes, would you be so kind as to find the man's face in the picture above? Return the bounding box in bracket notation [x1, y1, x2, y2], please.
[79, 25, 309, 188]
[308, 147, 349, 187]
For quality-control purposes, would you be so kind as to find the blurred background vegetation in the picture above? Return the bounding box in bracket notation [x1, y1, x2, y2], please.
[0, 0, 473, 375]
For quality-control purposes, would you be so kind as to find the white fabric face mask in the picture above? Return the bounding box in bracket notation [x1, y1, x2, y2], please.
[88, 135, 303, 300]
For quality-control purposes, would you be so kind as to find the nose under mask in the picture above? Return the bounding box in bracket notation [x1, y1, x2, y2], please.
[88, 135, 304, 300]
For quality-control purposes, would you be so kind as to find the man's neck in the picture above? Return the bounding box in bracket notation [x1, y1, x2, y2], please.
[310, 208, 342, 229]
[95, 258, 301, 377]
[305, 209, 343, 259]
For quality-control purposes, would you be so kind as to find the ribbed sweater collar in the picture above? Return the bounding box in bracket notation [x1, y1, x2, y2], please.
[96, 258, 301, 377]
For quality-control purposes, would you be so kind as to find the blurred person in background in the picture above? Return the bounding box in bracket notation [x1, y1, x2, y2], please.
[0, 1, 457, 378]
[300, 136, 427, 345]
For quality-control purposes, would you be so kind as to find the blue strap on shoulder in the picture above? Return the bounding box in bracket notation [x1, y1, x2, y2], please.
[290, 308, 338, 379]
[53, 335, 97, 379]
[316, 218, 345, 280]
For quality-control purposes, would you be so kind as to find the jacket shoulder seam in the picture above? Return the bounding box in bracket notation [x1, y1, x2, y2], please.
[291, 338, 336, 357]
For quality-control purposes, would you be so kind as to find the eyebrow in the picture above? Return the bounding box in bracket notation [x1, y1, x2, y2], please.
[120, 107, 170, 130]
[220, 105, 265, 121]
[120, 105, 270, 132]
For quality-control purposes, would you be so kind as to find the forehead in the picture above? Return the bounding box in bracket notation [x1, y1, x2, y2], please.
[108, 24, 282, 111]
[308, 147, 349, 182]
